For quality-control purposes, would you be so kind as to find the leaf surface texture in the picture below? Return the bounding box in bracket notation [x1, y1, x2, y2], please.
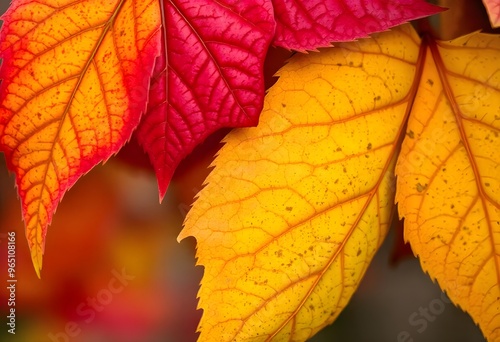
[271, 0, 440, 51]
[181, 25, 423, 341]
[137, 0, 275, 198]
[0, 0, 161, 276]
[396, 31, 500, 341]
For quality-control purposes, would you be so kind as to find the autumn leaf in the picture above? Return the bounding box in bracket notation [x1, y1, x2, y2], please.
[180, 24, 424, 341]
[0, 0, 161, 277]
[396, 32, 500, 341]
[181, 24, 500, 341]
[271, 0, 441, 51]
[136, 0, 275, 199]
[483, 0, 500, 27]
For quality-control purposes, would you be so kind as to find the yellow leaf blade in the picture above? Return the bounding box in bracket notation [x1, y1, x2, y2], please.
[396, 33, 500, 341]
[180, 25, 422, 341]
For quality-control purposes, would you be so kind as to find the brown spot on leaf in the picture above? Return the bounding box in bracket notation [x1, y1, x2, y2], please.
[416, 183, 427, 192]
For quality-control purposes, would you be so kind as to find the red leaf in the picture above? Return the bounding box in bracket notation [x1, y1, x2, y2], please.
[137, 0, 275, 199]
[271, 0, 442, 51]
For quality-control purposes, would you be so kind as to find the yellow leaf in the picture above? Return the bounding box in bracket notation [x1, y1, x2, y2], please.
[396, 33, 500, 341]
[180, 25, 423, 341]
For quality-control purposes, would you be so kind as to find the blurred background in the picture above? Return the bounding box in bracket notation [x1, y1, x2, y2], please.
[0, 1, 497, 341]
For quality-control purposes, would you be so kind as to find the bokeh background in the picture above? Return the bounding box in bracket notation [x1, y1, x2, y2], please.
[0, 1, 497, 341]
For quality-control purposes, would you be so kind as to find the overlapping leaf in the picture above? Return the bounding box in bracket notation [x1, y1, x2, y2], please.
[0, 0, 161, 276]
[396, 32, 500, 341]
[136, 0, 275, 199]
[180, 25, 424, 341]
[271, 0, 441, 51]
[483, 0, 500, 27]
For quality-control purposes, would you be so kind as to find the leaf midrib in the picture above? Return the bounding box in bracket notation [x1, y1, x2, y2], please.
[427, 35, 500, 305]
[31, 0, 127, 261]
[227, 35, 429, 342]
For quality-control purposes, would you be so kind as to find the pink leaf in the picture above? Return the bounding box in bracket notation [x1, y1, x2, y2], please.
[137, 0, 275, 198]
[483, 0, 500, 27]
[271, 0, 442, 51]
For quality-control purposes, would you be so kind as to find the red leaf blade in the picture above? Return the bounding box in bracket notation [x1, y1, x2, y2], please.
[137, 0, 275, 198]
[271, 0, 442, 51]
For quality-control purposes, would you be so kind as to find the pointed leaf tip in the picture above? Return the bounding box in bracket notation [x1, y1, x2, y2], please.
[31, 247, 43, 279]
[137, 0, 275, 198]
[0, 0, 161, 274]
[396, 31, 500, 342]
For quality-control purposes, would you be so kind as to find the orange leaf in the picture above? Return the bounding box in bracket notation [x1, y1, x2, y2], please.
[0, 0, 161, 277]
[180, 24, 423, 340]
[396, 32, 500, 341]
